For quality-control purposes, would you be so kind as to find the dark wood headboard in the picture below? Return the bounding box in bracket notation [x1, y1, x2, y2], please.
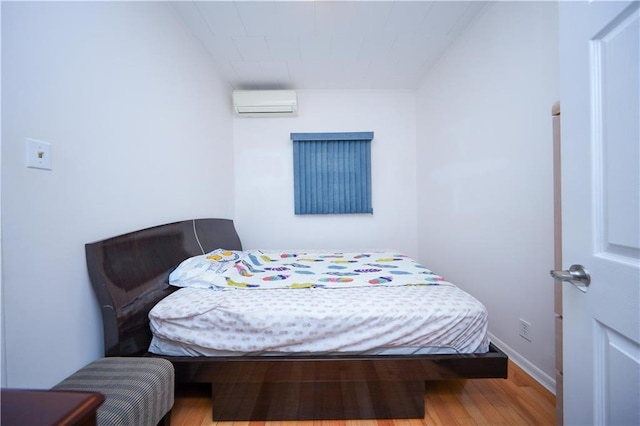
[86, 218, 242, 356]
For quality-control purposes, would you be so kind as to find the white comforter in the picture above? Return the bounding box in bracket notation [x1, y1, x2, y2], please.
[149, 250, 489, 355]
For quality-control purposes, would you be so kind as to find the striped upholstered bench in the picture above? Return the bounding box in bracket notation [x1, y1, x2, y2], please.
[53, 357, 174, 426]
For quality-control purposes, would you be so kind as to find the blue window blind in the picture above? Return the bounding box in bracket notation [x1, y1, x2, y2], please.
[291, 132, 373, 215]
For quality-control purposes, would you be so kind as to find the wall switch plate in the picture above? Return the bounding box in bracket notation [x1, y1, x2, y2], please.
[26, 138, 52, 170]
[519, 318, 532, 341]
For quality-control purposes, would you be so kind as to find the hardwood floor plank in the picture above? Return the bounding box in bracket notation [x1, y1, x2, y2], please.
[424, 407, 445, 426]
[520, 387, 556, 421]
[483, 379, 548, 426]
[458, 390, 492, 424]
[466, 381, 511, 425]
[508, 363, 555, 407]
[425, 392, 463, 425]
[441, 391, 476, 424]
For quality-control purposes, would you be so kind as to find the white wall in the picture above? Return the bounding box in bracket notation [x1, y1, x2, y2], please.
[416, 2, 559, 389]
[1, 1, 234, 387]
[1, 0, 560, 392]
[233, 90, 418, 258]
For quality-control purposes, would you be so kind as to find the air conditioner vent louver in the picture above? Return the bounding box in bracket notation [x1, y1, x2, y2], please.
[233, 90, 298, 118]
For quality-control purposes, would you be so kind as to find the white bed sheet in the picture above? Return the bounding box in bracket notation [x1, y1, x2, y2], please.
[148, 283, 489, 356]
[149, 335, 469, 357]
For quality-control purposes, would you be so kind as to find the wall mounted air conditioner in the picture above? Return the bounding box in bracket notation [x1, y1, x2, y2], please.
[232, 90, 298, 117]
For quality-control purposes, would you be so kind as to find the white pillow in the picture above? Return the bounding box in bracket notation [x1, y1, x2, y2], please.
[169, 249, 244, 289]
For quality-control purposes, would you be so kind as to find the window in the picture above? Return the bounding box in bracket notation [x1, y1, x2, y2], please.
[291, 132, 373, 215]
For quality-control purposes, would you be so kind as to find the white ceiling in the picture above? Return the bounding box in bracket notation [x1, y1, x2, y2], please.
[169, 1, 488, 90]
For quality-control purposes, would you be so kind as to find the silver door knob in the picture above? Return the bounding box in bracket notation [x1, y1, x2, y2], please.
[550, 264, 590, 292]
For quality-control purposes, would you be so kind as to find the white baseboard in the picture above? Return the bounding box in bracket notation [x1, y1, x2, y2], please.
[488, 332, 556, 395]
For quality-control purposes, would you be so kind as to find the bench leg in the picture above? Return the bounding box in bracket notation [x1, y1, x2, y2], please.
[158, 410, 172, 426]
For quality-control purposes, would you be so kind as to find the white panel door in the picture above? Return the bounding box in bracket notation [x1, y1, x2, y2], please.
[558, 1, 640, 425]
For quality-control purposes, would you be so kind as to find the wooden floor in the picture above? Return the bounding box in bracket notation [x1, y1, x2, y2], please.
[170, 361, 556, 426]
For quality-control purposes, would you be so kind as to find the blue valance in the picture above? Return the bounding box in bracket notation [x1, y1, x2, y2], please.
[291, 132, 374, 142]
[291, 132, 373, 215]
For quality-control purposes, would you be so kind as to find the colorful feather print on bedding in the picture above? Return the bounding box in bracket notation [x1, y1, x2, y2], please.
[169, 250, 452, 290]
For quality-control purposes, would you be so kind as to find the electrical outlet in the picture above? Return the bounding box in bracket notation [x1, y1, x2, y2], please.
[519, 318, 532, 341]
[26, 138, 52, 170]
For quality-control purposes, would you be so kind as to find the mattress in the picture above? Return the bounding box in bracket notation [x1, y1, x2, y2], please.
[148, 250, 489, 356]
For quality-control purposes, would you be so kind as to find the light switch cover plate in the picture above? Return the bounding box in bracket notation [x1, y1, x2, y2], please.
[26, 138, 52, 170]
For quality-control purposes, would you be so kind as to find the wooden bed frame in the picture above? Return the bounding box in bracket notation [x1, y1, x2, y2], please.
[85, 218, 508, 421]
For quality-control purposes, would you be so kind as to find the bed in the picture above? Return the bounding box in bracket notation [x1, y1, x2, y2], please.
[86, 218, 508, 421]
